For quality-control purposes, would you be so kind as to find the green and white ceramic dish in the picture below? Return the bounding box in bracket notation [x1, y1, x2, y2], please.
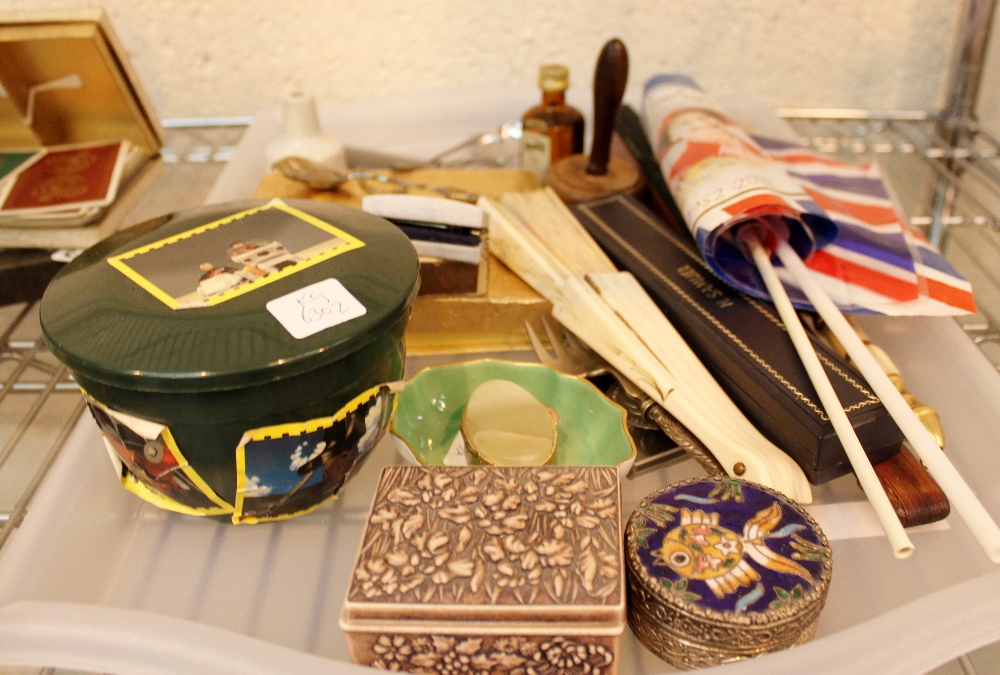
[390, 359, 636, 472]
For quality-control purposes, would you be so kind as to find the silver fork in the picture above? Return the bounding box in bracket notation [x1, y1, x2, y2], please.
[525, 316, 653, 428]
[525, 317, 724, 477]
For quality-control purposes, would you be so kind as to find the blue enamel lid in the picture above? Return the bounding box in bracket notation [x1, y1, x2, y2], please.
[626, 478, 832, 619]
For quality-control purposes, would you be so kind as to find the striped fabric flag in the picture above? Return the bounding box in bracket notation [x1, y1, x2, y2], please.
[643, 73, 976, 316]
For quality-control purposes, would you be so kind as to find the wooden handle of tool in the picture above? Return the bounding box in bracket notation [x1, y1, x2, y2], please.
[586, 38, 629, 176]
[872, 445, 951, 528]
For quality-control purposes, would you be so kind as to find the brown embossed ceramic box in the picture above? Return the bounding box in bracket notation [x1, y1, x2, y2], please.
[340, 464, 625, 674]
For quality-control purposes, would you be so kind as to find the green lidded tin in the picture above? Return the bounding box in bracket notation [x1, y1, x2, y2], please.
[40, 198, 420, 524]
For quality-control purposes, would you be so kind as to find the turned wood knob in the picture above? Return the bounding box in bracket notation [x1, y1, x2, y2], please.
[546, 38, 641, 203]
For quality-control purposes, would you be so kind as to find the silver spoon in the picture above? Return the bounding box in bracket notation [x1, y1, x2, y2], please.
[389, 121, 522, 171]
[272, 156, 480, 203]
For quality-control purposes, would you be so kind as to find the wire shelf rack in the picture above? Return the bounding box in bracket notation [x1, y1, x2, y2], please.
[0, 122, 242, 553]
[781, 110, 1000, 366]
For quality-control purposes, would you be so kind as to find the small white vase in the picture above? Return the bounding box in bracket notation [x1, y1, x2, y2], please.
[265, 91, 347, 170]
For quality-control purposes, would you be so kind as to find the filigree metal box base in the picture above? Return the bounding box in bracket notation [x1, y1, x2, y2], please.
[341, 465, 625, 674]
[625, 478, 833, 669]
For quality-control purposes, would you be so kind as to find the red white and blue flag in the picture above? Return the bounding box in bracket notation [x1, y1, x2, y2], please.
[643, 73, 976, 316]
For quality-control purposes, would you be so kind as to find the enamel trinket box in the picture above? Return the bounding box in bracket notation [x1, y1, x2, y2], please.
[625, 478, 833, 669]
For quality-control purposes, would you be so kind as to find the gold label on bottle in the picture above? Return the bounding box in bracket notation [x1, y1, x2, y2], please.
[519, 127, 552, 179]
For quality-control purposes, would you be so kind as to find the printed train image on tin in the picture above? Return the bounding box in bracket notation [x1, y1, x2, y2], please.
[234, 386, 392, 523]
[86, 396, 232, 517]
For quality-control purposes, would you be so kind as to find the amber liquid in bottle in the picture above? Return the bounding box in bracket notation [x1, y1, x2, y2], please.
[519, 65, 584, 180]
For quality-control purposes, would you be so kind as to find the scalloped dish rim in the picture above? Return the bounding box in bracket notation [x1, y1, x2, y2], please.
[389, 358, 637, 472]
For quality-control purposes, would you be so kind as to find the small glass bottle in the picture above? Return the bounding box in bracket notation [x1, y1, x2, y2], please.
[519, 65, 584, 180]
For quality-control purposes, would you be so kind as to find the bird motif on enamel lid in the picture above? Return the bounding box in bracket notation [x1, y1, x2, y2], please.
[630, 478, 832, 615]
[654, 503, 815, 600]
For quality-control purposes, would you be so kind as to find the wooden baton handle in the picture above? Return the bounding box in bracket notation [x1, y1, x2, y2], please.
[586, 38, 629, 176]
[545, 38, 640, 203]
[872, 445, 950, 528]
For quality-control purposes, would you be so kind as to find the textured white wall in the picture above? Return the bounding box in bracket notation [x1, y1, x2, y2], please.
[0, 0, 970, 120]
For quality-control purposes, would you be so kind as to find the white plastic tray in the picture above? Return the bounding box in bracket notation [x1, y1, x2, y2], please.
[2, 92, 1000, 674]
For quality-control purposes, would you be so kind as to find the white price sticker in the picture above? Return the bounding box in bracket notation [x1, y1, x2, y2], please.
[443, 431, 469, 467]
[266, 278, 366, 339]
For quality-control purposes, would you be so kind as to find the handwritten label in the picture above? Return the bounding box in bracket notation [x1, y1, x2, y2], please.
[266, 278, 366, 339]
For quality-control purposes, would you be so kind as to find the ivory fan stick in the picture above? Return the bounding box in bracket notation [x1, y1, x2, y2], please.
[477, 198, 571, 299]
[744, 231, 913, 558]
[587, 272, 812, 502]
[499, 189, 618, 274]
[773, 238, 1000, 563]
[555, 274, 813, 504]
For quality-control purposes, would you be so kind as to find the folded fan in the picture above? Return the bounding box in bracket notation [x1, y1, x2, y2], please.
[554, 271, 810, 502]
[479, 187, 813, 504]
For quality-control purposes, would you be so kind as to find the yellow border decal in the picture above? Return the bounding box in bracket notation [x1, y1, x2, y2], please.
[81, 383, 394, 524]
[233, 385, 389, 524]
[83, 394, 234, 516]
[122, 476, 232, 518]
[107, 198, 365, 309]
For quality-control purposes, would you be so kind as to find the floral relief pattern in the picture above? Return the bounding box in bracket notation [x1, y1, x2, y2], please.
[368, 634, 615, 675]
[350, 466, 622, 607]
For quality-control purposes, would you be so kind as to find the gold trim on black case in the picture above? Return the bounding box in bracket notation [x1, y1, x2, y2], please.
[575, 194, 880, 423]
